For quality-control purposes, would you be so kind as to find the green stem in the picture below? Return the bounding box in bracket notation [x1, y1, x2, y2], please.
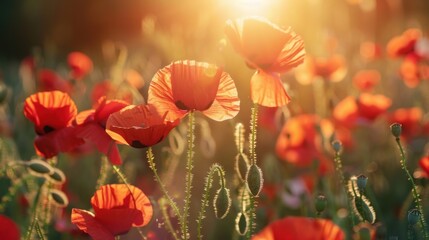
[196, 164, 226, 240]
[249, 104, 258, 165]
[25, 180, 45, 240]
[395, 138, 429, 239]
[333, 151, 356, 228]
[159, 197, 180, 240]
[146, 148, 182, 222]
[182, 111, 195, 240]
[95, 156, 111, 190]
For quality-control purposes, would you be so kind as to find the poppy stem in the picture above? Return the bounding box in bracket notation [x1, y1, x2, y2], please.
[182, 111, 195, 240]
[95, 156, 111, 190]
[197, 163, 226, 240]
[249, 104, 259, 165]
[146, 147, 182, 221]
[25, 179, 46, 240]
[159, 197, 181, 240]
[395, 137, 429, 239]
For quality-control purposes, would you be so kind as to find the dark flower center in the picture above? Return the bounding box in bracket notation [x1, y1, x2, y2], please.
[131, 140, 147, 148]
[43, 125, 55, 134]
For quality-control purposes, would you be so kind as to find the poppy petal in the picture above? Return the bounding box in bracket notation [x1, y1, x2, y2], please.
[34, 127, 84, 158]
[0, 215, 20, 240]
[202, 71, 240, 121]
[76, 123, 122, 165]
[251, 71, 290, 107]
[68, 52, 93, 79]
[270, 27, 306, 72]
[71, 209, 115, 240]
[106, 105, 179, 148]
[24, 91, 77, 134]
[94, 97, 129, 126]
[75, 110, 95, 125]
[91, 184, 153, 227]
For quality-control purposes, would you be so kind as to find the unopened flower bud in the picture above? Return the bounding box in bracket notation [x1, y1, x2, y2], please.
[213, 187, 231, 219]
[235, 212, 249, 236]
[390, 123, 402, 138]
[27, 159, 54, 177]
[246, 164, 263, 196]
[235, 153, 249, 181]
[332, 140, 342, 153]
[315, 194, 327, 213]
[50, 189, 69, 207]
[357, 175, 368, 191]
[47, 167, 66, 184]
[408, 209, 420, 226]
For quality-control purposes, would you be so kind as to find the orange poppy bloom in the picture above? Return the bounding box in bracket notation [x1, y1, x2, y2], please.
[0, 215, 20, 240]
[275, 115, 333, 174]
[106, 104, 180, 148]
[148, 60, 240, 121]
[67, 51, 93, 79]
[295, 55, 347, 84]
[390, 107, 423, 141]
[357, 93, 391, 121]
[387, 28, 421, 58]
[252, 216, 345, 240]
[225, 17, 305, 107]
[71, 184, 153, 240]
[91, 81, 134, 106]
[352, 70, 380, 92]
[333, 96, 359, 128]
[360, 41, 382, 60]
[38, 69, 71, 93]
[75, 97, 128, 165]
[24, 91, 84, 158]
[399, 57, 429, 88]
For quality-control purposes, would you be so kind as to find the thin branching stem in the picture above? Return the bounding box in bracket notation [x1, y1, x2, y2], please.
[395, 138, 428, 239]
[159, 197, 180, 240]
[196, 164, 226, 240]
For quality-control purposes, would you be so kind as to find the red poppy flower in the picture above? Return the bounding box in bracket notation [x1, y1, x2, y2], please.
[24, 91, 84, 157]
[295, 55, 347, 84]
[360, 41, 382, 60]
[252, 216, 345, 240]
[333, 96, 359, 128]
[68, 51, 93, 79]
[71, 184, 153, 240]
[148, 60, 240, 121]
[75, 97, 128, 165]
[390, 107, 422, 141]
[357, 93, 391, 121]
[24, 91, 77, 135]
[399, 57, 429, 88]
[275, 115, 333, 174]
[419, 156, 429, 176]
[352, 70, 380, 92]
[387, 28, 421, 58]
[225, 17, 305, 107]
[106, 104, 180, 148]
[38, 69, 71, 93]
[0, 215, 20, 240]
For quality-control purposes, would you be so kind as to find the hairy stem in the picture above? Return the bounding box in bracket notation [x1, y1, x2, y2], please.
[182, 111, 195, 240]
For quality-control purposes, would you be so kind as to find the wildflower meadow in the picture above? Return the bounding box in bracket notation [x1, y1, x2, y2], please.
[1, 0, 429, 239]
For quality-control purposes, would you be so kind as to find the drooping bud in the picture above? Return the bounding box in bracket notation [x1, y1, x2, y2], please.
[27, 159, 54, 177]
[235, 212, 249, 236]
[235, 153, 249, 181]
[47, 167, 66, 184]
[408, 209, 420, 226]
[357, 174, 368, 191]
[331, 140, 342, 153]
[315, 194, 327, 214]
[49, 189, 69, 207]
[213, 187, 231, 219]
[246, 164, 263, 196]
[390, 123, 402, 138]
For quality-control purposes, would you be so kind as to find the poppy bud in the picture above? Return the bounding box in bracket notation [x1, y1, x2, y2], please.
[408, 209, 420, 226]
[213, 187, 231, 219]
[47, 167, 66, 184]
[390, 123, 402, 138]
[331, 140, 342, 153]
[235, 212, 249, 236]
[49, 189, 69, 207]
[357, 174, 368, 191]
[246, 164, 264, 196]
[315, 194, 327, 213]
[27, 159, 54, 177]
[235, 153, 249, 181]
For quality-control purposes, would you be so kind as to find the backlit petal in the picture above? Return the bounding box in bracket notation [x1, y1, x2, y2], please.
[250, 71, 290, 107]
[71, 209, 114, 240]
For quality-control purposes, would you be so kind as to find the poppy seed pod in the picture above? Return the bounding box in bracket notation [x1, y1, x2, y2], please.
[357, 175, 368, 191]
[235, 212, 249, 236]
[315, 194, 327, 213]
[48, 167, 66, 184]
[408, 209, 420, 226]
[27, 159, 54, 177]
[390, 123, 402, 138]
[50, 189, 69, 207]
[246, 164, 264, 196]
[213, 187, 231, 219]
[332, 140, 342, 153]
